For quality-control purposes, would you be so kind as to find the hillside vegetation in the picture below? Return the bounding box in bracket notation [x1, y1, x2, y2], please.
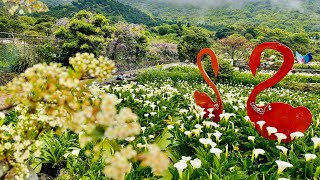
[38, 0, 159, 25]
[116, 0, 320, 32]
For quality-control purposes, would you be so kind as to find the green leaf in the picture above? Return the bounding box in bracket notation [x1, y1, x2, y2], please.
[213, 157, 220, 169]
[246, 173, 258, 180]
[100, 139, 114, 158]
[159, 168, 173, 180]
[211, 173, 220, 180]
[289, 151, 299, 164]
[314, 166, 320, 178]
[244, 157, 252, 169]
[155, 129, 173, 150]
[30, 158, 42, 173]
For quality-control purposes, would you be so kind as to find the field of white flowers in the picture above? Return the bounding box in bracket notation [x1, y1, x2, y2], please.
[0, 58, 319, 179]
[96, 74, 319, 180]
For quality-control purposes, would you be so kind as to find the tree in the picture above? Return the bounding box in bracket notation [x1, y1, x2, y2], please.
[290, 32, 311, 54]
[148, 42, 178, 62]
[106, 22, 150, 64]
[262, 28, 291, 45]
[55, 10, 113, 65]
[219, 34, 249, 60]
[177, 26, 212, 63]
[215, 26, 235, 39]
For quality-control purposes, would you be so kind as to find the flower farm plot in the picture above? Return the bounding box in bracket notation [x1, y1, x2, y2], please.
[0, 55, 320, 179]
[99, 77, 320, 180]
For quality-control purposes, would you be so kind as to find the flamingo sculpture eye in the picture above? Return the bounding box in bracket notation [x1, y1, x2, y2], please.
[194, 48, 223, 122]
[247, 42, 312, 143]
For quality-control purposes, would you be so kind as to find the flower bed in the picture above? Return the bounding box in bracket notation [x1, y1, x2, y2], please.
[0, 63, 319, 179]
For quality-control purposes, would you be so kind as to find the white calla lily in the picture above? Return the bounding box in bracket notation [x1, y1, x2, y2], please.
[190, 158, 201, 169]
[275, 160, 293, 174]
[305, 153, 317, 162]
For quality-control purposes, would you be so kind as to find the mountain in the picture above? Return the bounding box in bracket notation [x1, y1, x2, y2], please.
[41, 0, 73, 7]
[115, 0, 320, 32]
[38, 0, 159, 26]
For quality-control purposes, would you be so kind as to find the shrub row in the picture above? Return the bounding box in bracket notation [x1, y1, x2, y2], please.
[138, 64, 320, 94]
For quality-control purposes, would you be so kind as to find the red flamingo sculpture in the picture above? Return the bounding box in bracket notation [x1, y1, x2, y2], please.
[194, 48, 223, 122]
[247, 42, 312, 142]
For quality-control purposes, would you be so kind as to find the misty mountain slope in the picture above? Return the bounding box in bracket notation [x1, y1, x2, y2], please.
[116, 0, 320, 32]
[39, 0, 158, 25]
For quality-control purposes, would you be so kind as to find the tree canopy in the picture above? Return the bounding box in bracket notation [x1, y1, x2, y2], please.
[54, 10, 113, 64]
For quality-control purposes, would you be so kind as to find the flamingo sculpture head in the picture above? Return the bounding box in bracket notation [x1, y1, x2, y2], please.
[194, 48, 223, 122]
[247, 42, 312, 143]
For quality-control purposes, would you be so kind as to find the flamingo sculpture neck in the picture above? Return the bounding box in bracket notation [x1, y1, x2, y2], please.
[194, 48, 223, 122]
[247, 42, 312, 142]
[248, 42, 293, 106]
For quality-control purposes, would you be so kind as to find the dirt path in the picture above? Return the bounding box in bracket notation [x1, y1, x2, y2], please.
[0, 94, 11, 113]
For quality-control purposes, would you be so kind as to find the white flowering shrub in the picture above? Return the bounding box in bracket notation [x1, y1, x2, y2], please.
[2, 0, 48, 14]
[0, 53, 170, 179]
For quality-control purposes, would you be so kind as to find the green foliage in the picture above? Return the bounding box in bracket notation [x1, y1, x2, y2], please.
[117, 0, 320, 32]
[36, 43, 56, 63]
[0, 14, 30, 36]
[151, 23, 183, 37]
[3, 110, 19, 125]
[0, 44, 18, 69]
[30, 15, 56, 36]
[39, 0, 158, 26]
[54, 10, 113, 65]
[11, 55, 37, 73]
[0, 7, 56, 37]
[0, 42, 42, 73]
[231, 71, 320, 94]
[36, 131, 79, 178]
[178, 26, 212, 63]
[139, 64, 320, 94]
[56, 158, 106, 179]
[294, 64, 320, 70]
[204, 58, 235, 82]
[137, 65, 202, 83]
[41, 0, 73, 7]
[215, 26, 236, 39]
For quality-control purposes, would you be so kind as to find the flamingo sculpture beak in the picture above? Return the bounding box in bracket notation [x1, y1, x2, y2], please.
[211, 55, 219, 78]
[249, 47, 263, 77]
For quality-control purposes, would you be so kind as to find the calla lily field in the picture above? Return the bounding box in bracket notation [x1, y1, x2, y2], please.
[101, 69, 320, 179]
[1, 1, 320, 179]
[0, 54, 319, 179]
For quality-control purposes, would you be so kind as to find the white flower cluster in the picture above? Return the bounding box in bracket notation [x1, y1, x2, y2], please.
[0, 53, 148, 179]
[104, 145, 137, 180]
[69, 52, 116, 80]
[138, 145, 170, 176]
[0, 106, 43, 179]
[3, 0, 48, 14]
